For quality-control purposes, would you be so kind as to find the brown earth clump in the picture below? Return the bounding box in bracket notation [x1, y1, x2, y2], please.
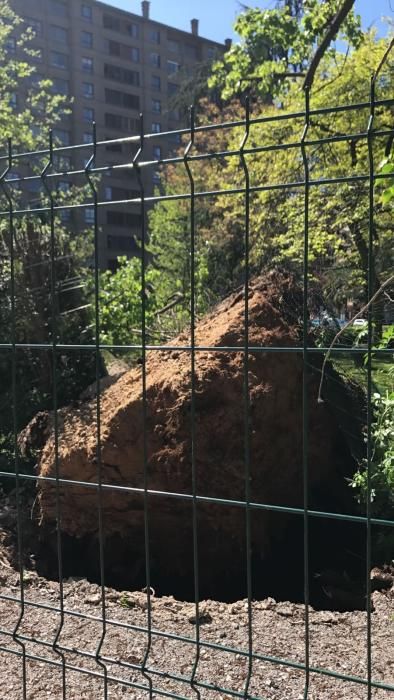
[26, 272, 363, 594]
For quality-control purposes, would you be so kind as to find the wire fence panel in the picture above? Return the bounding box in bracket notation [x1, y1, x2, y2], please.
[0, 47, 393, 700]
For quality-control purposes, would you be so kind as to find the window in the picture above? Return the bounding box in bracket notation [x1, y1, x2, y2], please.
[60, 209, 71, 223]
[58, 180, 70, 192]
[107, 234, 136, 251]
[151, 122, 161, 133]
[53, 128, 70, 145]
[105, 113, 122, 129]
[81, 30, 93, 48]
[151, 75, 161, 91]
[128, 46, 140, 62]
[105, 40, 140, 63]
[168, 132, 181, 144]
[9, 93, 18, 109]
[167, 60, 180, 75]
[26, 18, 43, 36]
[149, 29, 160, 44]
[153, 146, 161, 160]
[107, 211, 141, 227]
[82, 82, 94, 98]
[83, 132, 93, 143]
[207, 47, 216, 60]
[49, 0, 67, 17]
[103, 14, 120, 31]
[151, 99, 161, 114]
[105, 113, 138, 132]
[5, 37, 16, 53]
[85, 208, 95, 224]
[81, 4, 92, 21]
[168, 82, 179, 96]
[51, 77, 69, 95]
[168, 39, 179, 53]
[150, 52, 160, 68]
[50, 25, 68, 43]
[28, 180, 42, 194]
[31, 124, 42, 138]
[104, 63, 140, 86]
[81, 56, 93, 73]
[153, 171, 160, 185]
[105, 88, 140, 110]
[83, 107, 94, 122]
[105, 186, 138, 201]
[126, 23, 139, 38]
[7, 171, 21, 189]
[31, 72, 43, 87]
[50, 50, 68, 69]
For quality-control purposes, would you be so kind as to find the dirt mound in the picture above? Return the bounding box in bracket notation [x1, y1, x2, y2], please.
[26, 272, 364, 596]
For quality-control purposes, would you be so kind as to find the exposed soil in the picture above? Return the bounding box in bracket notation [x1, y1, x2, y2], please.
[0, 493, 393, 700]
[3, 272, 392, 697]
[20, 273, 367, 602]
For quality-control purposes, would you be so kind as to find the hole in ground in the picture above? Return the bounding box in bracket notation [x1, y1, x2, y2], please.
[35, 513, 369, 612]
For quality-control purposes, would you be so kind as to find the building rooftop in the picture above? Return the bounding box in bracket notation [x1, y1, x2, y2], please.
[93, 0, 229, 48]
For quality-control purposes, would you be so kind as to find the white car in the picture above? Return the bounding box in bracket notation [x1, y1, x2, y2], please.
[353, 318, 368, 327]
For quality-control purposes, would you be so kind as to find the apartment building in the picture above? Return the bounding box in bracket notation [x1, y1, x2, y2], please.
[8, 0, 226, 269]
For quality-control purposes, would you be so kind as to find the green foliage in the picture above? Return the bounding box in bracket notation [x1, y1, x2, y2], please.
[0, 219, 97, 433]
[378, 154, 394, 205]
[350, 391, 394, 518]
[153, 37, 393, 315]
[0, 1, 97, 484]
[96, 221, 213, 348]
[208, 0, 363, 100]
[94, 256, 157, 347]
[148, 195, 214, 335]
[0, 0, 69, 148]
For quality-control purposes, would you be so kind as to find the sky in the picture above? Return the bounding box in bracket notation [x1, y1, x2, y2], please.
[102, 0, 393, 44]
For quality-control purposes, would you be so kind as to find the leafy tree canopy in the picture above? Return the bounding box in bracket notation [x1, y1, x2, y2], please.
[148, 35, 393, 324]
[0, 0, 68, 150]
[208, 0, 364, 100]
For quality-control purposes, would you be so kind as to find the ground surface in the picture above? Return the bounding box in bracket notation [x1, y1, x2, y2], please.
[0, 512, 393, 700]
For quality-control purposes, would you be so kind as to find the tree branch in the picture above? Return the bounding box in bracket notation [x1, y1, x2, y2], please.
[155, 292, 184, 316]
[303, 0, 355, 90]
[317, 274, 394, 403]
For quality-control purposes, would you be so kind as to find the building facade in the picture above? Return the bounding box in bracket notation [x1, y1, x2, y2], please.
[8, 0, 226, 269]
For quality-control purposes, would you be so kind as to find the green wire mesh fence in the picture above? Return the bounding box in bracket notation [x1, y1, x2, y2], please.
[0, 45, 393, 700]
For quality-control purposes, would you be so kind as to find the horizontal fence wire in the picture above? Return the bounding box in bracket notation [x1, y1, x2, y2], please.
[0, 49, 393, 700]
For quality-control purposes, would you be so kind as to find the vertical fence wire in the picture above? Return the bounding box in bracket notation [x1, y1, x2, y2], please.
[0, 137, 27, 698]
[133, 113, 154, 698]
[40, 130, 66, 698]
[239, 95, 254, 698]
[84, 123, 109, 698]
[183, 105, 202, 700]
[366, 73, 375, 700]
[300, 86, 311, 700]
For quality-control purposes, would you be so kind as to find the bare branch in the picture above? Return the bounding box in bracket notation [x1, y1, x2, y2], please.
[384, 290, 394, 304]
[155, 292, 184, 316]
